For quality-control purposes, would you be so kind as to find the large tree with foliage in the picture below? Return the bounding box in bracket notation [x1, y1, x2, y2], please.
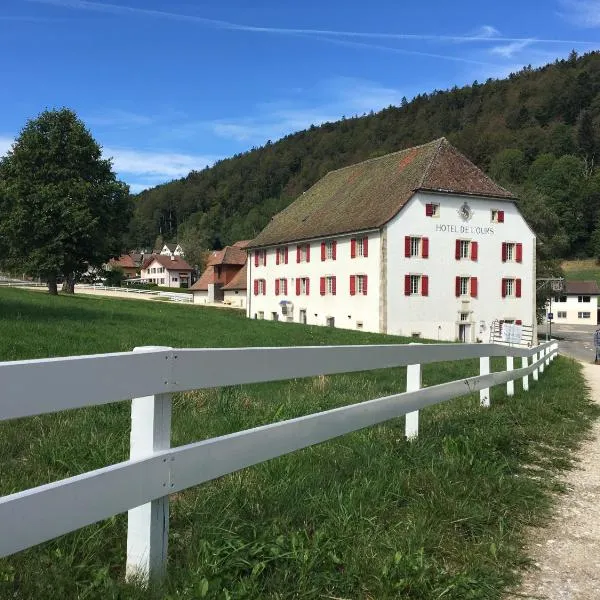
[0, 108, 131, 294]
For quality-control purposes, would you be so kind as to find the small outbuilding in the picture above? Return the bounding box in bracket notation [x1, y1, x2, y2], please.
[551, 280, 600, 325]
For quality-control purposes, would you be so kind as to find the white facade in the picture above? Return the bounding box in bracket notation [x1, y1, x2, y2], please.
[549, 294, 598, 325]
[247, 193, 536, 342]
[140, 258, 191, 288]
[224, 289, 246, 308]
[160, 244, 184, 257]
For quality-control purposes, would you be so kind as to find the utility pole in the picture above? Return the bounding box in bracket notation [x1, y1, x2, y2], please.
[536, 277, 563, 341]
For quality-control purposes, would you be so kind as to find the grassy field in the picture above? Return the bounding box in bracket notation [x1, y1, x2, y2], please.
[0, 288, 596, 599]
[562, 259, 600, 287]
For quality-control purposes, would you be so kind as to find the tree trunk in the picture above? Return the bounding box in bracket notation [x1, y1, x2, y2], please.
[62, 274, 75, 294]
[47, 275, 58, 296]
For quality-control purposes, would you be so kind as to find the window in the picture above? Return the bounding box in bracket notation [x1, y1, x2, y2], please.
[502, 242, 522, 263]
[320, 275, 336, 295]
[578, 312, 591, 319]
[296, 244, 310, 263]
[161, 278, 165, 285]
[555, 295, 567, 303]
[254, 250, 267, 267]
[326, 317, 335, 327]
[276, 246, 288, 265]
[460, 312, 469, 321]
[253, 279, 266, 295]
[321, 240, 337, 261]
[502, 278, 522, 298]
[275, 278, 288, 295]
[425, 203, 440, 217]
[404, 236, 429, 258]
[404, 274, 429, 296]
[272, 312, 279, 321]
[172, 277, 177, 282]
[578, 295, 591, 303]
[351, 237, 369, 258]
[296, 277, 310, 295]
[491, 209, 505, 223]
[258, 311, 264, 320]
[557, 311, 567, 318]
[454, 240, 478, 261]
[455, 276, 478, 298]
[350, 274, 368, 296]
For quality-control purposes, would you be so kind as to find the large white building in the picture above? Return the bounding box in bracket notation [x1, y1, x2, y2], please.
[549, 281, 600, 325]
[246, 138, 536, 342]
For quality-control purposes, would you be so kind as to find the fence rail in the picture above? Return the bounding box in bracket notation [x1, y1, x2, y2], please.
[0, 340, 559, 582]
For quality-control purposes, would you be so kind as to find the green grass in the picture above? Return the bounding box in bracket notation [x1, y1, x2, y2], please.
[562, 259, 600, 287]
[0, 288, 597, 599]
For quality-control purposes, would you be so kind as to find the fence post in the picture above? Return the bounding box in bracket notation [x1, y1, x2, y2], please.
[521, 356, 529, 391]
[480, 356, 490, 407]
[532, 351, 539, 381]
[126, 347, 173, 584]
[405, 362, 421, 440]
[545, 346, 550, 366]
[506, 355, 514, 397]
[539, 348, 545, 374]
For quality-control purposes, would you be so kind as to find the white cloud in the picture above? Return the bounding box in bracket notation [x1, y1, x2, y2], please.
[559, 0, 600, 26]
[490, 40, 533, 58]
[0, 136, 13, 157]
[103, 147, 219, 178]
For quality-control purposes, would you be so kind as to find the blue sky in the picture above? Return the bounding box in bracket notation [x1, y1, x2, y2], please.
[1, 0, 599, 192]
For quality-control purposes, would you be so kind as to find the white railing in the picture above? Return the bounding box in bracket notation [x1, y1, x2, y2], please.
[75, 285, 193, 302]
[0, 340, 559, 583]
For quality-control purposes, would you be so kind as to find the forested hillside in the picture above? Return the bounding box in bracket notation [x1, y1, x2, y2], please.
[129, 50, 600, 270]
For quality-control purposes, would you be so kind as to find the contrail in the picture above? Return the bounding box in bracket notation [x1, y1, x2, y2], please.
[27, 0, 600, 46]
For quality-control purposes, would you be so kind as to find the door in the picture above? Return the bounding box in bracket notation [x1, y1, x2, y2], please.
[459, 324, 470, 343]
[299, 309, 307, 324]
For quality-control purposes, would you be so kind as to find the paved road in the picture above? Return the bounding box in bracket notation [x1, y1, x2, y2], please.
[549, 323, 599, 363]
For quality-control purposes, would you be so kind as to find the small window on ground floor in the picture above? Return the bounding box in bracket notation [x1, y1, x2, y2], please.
[578, 311, 591, 319]
[557, 311, 567, 318]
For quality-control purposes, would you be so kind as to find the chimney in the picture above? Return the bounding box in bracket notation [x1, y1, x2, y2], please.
[170, 255, 175, 261]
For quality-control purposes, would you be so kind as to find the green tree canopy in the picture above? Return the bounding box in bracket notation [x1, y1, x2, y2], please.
[0, 108, 131, 294]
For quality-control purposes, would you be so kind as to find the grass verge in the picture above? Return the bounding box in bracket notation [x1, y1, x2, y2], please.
[0, 288, 597, 599]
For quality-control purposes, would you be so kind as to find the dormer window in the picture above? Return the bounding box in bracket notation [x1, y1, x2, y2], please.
[491, 209, 505, 223]
[425, 203, 440, 217]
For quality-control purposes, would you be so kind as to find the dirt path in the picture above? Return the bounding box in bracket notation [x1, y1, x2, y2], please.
[508, 362, 600, 599]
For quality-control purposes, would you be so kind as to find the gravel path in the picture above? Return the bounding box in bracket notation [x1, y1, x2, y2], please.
[507, 362, 600, 600]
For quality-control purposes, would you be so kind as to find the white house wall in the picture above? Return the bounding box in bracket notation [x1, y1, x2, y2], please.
[224, 289, 246, 308]
[246, 233, 381, 331]
[551, 294, 598, 325]
[385, 192, 536, 342]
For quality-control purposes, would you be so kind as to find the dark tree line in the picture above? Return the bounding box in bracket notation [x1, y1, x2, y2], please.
[128, 50, 600, 265]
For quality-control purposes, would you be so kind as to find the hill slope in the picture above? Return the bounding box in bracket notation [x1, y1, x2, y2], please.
[129, 50, 600, 265]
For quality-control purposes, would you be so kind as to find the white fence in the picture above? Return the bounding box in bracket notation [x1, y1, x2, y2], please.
[0, 340, 558, 582]
[76, 284, 193, 303]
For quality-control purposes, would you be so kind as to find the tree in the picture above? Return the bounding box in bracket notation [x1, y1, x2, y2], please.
[577, 109, 597, 167]
[0, 109, 131, 294]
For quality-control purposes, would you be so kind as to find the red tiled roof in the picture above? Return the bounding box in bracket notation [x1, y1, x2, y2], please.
[206, 246, 247, 266]
[190, 267, 213, 291]
[232, 240, 251, 248]
[223, 263, 247, 291]
[249, 137, 514, 248]
[141, 254, 193, 271]
[109, 254, 137, 269]
[565, 280, 600, 295]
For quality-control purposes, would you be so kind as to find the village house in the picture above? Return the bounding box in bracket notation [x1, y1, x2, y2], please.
[140, 254, 194, 288]
[159, 243, 185, 258]
[550, 280, 600, 325]
[246, 138, 536, 342]
[191, 242, 248, 305]
[106, 254, 139, 279]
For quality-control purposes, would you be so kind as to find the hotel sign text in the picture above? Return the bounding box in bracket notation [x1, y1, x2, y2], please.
[435, 224, 495, 235]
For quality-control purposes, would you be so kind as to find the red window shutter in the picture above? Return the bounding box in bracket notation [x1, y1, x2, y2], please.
[332, 276, 337, 295]
[455, 239, 461, 260]
[501, 242, 507, 262]
[254, 251, 259, 267]
[501, 278, 506, 298]
[363, 237, 368, 257]
[253, 279, 258, 295]
[321, 242, 326, 261]
[471, 241, 478, 261]
[332, 241, 337, 260]
[320, 276, 325, 295]
[306, 278, 310, 296]
[284, 279, 288, 295]
[285, 247, 288, 264]
[275, 279, 280, 295]
[306, 245, 310, 263]
[421, 275, 428, 297]
[516, 243, 523, 263]
[516, 278, 522, 298]
[404, 274, 411, 296]
[498, 210, 505, 223]
[363, 274, 368, 295]
[296, 246, 301, 263]
[263, 251, 267, 266]
[351, 238, 357, 258]
[425, 203, 433, 217]
[422, 237, 429, 258]
[405, 236, 411, 258]
[516, 319, 522, 325]
[350, 275, 356, 296]
[296, 278, 300, 296]
[276, 249, 280, 265]
[455, 276, 461, 297]
[471, 277, 478, 298]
